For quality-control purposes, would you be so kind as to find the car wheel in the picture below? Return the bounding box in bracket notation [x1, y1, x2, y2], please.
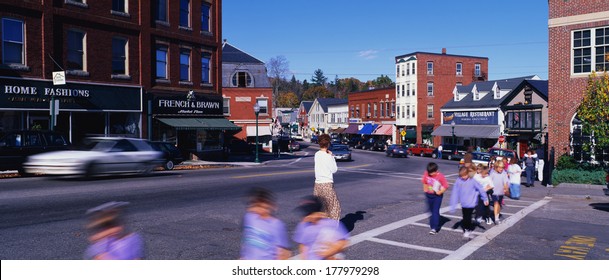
[432, 153, 437, 159]
[164, 160, 175, 171]
[447, 155, 453, 160]
[420, 152, 424, 157]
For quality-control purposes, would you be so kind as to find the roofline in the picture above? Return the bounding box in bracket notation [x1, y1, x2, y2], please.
[348, 87, 394, 94]
[222, 41, 266, 64]
[395, 52, 489, 61]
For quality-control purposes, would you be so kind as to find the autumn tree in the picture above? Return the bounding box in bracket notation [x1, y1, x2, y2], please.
[302, 86, 333, 101]
[277, 92, 300, 108]
[372, 75, 395, 88]
[576, 71, 609, 147]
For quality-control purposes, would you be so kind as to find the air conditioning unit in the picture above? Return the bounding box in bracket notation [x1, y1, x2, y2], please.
[366, 113, 371, 117]
[390, 113, 395, 117]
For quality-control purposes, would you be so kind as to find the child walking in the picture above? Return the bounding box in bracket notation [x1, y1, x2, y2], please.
[450, 167, 489, 239]
[473, 164, 494, 225]
[507, 157, 523, 199]
[422, 162, 449, 235]
[240, 188, 291, 260]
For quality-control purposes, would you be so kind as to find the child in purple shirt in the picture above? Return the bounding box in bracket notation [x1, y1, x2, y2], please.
[450, 167, 489, 239]
[293, 195, 349, 260]
[240, 188, 291, 260]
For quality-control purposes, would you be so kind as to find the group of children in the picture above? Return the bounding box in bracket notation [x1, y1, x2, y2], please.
[425, 155, 524, 239]
[240, 188, 349, 260]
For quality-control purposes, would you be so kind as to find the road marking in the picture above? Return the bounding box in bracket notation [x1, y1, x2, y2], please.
[286, 152, 308, 165]
[411, 222, 482, 235]
[367, 237, 455, 255]
[554, 235, 597, 260]
[443, 196, 551, 260]
[232, 164, 371, 179]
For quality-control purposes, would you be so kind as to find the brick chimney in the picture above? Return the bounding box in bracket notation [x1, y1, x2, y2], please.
[442, 48, 447, 54]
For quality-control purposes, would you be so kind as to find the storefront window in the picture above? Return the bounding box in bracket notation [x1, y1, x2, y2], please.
[110, 113, 140, 137]
[0, 111, 22, 131]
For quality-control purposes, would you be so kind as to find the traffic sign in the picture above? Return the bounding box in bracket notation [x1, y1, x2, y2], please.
[498, 135, 505, 143]
[401, 130, 406, 136]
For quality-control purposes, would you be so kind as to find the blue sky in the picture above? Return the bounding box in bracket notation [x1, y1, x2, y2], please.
[223, 0, 549, 82]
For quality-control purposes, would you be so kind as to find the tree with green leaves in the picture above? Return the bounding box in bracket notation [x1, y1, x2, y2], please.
[576, 71, 609, 148]
[311, 69, 327, 86]
[372, 75, 395, 88]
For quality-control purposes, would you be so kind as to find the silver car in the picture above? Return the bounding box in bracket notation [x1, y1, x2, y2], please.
[329, 144, 352, 161]
[24, 137, 163, 177]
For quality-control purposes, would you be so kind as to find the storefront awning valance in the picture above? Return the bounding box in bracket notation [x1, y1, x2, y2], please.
[343, 123, 360, 134]
[373, 125, 393, 136]
[329, 127, 346, 134]
[246, 126, 272, 137]
[431, 125, 501, 139]
[157, 118, 241, 131]
[358, 124, 378, 135]
[405, 129, 417, 139]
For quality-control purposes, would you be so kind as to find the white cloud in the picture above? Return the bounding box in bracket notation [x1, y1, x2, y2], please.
[358, 50, 378, 60]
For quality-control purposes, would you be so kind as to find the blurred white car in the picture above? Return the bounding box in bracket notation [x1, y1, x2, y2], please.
[24, 137, 163, 177]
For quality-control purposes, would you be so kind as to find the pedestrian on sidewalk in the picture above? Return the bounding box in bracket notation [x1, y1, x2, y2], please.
[523, 149, 537, 187]
[314, 134, 341, 220]
[437, 144, 443, 159]
[450, 167, 489, 239]
[489, 160, 510, 224]
[293, 195, 349, 260]
[240, 188, 291, 260]
[473, 164, 494, 225]
[422, 162, 449, 235]
[535, 146, 545, 182]
[507, 157, 523, 200]
[84, 201, 144, 260]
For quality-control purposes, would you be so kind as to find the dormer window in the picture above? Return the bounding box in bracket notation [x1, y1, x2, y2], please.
[232, 71, 252, 87]
[474, 92, 480, 100]
[495, 88, 501, 98]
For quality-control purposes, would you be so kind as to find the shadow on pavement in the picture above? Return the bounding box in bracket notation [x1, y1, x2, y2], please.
[589, 203, 609, 213]
[340, 211, 366, 233]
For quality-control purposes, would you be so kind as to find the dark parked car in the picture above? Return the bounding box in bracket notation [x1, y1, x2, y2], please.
[459, 152, 492, 169]
[149, 141, 185, 170]
[329, 144, 352, 161]
[386, 144, 409, 158]
[347, 137, 363, 148]
[311, 134, 319, 144]
[0, 130, 70, 174]
[432, 144, 467, 160]
[361, 138, 385, 151]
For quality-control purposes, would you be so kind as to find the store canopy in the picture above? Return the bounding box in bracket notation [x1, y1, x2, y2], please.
[358, 124, 378, 135]
[329, 127, 346, 134]
[431, 125, 501, 139]
[372, 125, 393, 136]
[157, 118, 241, 131]
[246, 126, 272, 137]
[343, 123, 360, 134]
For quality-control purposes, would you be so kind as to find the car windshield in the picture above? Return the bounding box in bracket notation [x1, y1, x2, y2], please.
[86, 140, 117, 152]
[473, 153, 491, 161]
[331, 145, 349, 151]
[491, 149, 515, 158]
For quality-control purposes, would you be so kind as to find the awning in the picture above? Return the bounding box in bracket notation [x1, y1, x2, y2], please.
[358, 124, 378, 135]
[373, 125, 393, 136]
[157, 118, 241, 131]
[246, 126, 272, 137]
[343, 123, 360, 134]
[431, 125, 501, 138]
[329, 127, 346, 134]
[405, 129, 416, 139]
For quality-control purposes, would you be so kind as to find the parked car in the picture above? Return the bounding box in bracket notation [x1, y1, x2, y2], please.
[0, 130, 71, 174]
[329, 144, 352, 161]
[361, 138, 385, 151]
[432, 144, 467, 160]
[459, 152, 492, 169]
[347, 136, 363, 148]
[386, 144, 409, 158]
[288, 139, 300, 151]
[293, 134, 303, 141]
[311, 134, 318, 144]
[23, 137, 163, 178]
[148, 141, 185, 170]
[488, 148, 520, 162]
[408, 144, 435, 157]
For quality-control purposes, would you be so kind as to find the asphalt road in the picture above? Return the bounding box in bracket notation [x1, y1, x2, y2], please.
[1, 142, 608, 260]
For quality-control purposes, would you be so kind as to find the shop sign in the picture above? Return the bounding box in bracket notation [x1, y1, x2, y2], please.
[0, 77, 141, 111]
[442, 110, 498, 125]
[153, 93, 222, 116]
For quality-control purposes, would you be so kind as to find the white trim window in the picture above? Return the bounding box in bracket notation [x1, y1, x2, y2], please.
[112, 0, 128, 13]
[427, 105, 434, 119]
[474, 63, 481, 77]
[257, 98, 268, 114]
[407, 84, 410, 96]
[201, 51, 211, 84]
[396, 65, 400, 77]
[67, 29, 86, 71]
[456, 62, 462, 76]
[1, 18, 24, 65]
[201, 2, 211, 32]
[155, 44, 168, 79]
[179, 0, 191, 28]
[573, 26, 609, 74]
[112, 37, 128, 75]
[222, 97, 230, 115]
[232, 71, 252, 87]
[427, 61, 433, 75]
[179, 48, 191, 81]
[156, 0, 167, 22]
[427, 82, 434, 96]
[412, 63, 415, 75]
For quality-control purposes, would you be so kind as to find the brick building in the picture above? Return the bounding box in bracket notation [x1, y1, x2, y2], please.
[0, 1, 232, 159]
[548, 0, 609, 162]
[395, 49, 488, 145]
[346, 88, 395, 142]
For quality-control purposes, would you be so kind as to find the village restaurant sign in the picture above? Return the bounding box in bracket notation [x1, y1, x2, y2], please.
[0, 77, 141, 112]
[442, 110, 499, 125]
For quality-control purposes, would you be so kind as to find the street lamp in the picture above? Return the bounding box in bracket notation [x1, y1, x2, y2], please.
[451, 120, 456, 145]
[253, 103, 260, 163]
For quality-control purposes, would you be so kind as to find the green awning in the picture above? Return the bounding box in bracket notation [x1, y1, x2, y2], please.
[405, 129, 416, 139]
[157, 118, 241, 131]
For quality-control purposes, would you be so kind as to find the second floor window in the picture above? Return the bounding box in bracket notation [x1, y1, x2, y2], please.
[475, 63, 481, 77]
[180, 0, 191, 28]
[573, 27, 609, 73]
[156, 0, 167, 22]
[257, 98, 268, 114]
[232, 71, 252, 87]
[223, 98, 230, 115]
[201, 2, 211, 32]
[427, 61, 433, 75]
[67, 30, 86, 71]
[112, 0, 127, 13]
[201, 52, 211, 84]
[155, 45, 168, 79]
[456, 62, 462, 76]
[427, 105, 434, 119]
[427, 82, 434, 96]
[1, 18, 24, 65]
[112, 37, 127, 75]
[180, 49, 191, 81]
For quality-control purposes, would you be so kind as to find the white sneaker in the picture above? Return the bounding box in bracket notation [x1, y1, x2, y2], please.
[476, 217, 484, 224]
[463, 230, 472, 239]
[495, 216, 501, 224]
[486, 218, 492, 225]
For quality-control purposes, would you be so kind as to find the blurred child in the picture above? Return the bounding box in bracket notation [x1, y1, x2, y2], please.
[421, 162, 449, 235]
[489, 160, 510, 224]
[240, 188, 291, 260]
[450, 167, 489, 239]
[473, 164, 494, 225]
[507, 157, 523, 200]
[84, 201, 144, 260]
[293, 195, 349, 260]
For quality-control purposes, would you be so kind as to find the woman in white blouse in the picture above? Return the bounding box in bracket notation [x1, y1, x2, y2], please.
[314, 134, 340, 220]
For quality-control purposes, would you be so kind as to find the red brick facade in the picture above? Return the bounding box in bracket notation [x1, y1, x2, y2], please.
[548, 0, 609, 160]
[223, 88, 273, 140]
[348, 88, 395, 124]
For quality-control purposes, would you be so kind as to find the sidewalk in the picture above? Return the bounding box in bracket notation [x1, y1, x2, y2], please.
[177, 150, 308, 168]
